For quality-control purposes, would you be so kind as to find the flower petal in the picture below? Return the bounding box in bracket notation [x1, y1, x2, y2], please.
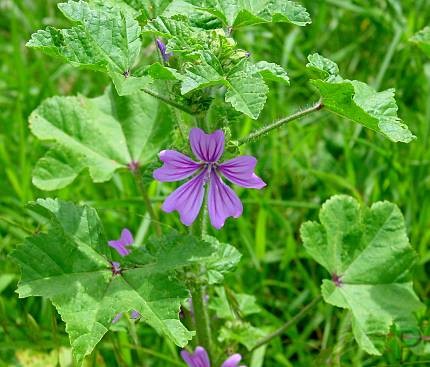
[189, 128, 225, 162]
[180, 347, 210, 367]
[194, 347, 210, 367]
[154, 150, 201, 182]
[218, 156, 266, 189]
[120, 228, 134, 245]
[221, 354, 242, 367]
[208, 170, 243, 229]
[162, 170, 206, 226]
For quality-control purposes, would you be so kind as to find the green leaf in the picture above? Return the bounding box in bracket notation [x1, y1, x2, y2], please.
[225, 70, 269, 119]
[210, 287, 260, 320]
[250, 61, 290, 84]
[11, 199, 216, 365]
[301, 195, 423, 355]
[219, 322, 266, 350]
[307, 53, 415, 143]
[410, 27, 430, 58]
[109, 72, 153, 96]
[27, 1, 142, 91]
[31, 87, 172, 190]
[203, 235, 242, 285]
[167, 0, 311, 28]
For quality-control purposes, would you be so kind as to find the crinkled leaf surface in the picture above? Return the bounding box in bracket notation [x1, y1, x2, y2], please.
[31, 87, 172, 190]
[202, 235, 242, 284]
[27, 0, 148, 94]
[307, 53, 415, 143]
[164, 0, 311, 28]
[410, 27, 430, 58]
[301, 195, 423, 355]
[11, 199, 216, 365]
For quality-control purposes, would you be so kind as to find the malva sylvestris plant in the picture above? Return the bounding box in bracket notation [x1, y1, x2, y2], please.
[11, 0, 427, 366]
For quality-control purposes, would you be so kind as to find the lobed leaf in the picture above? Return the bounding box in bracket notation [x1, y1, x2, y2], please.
[164, 0, 311, 28]
[301, 195, 424, 355]
[11, 199, 217, 365]
[30, 87, 172, 190]
[307, 53, 415, 143]
[27, 0, 145, 94]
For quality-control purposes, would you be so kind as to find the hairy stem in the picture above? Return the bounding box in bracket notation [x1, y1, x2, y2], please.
[141, 87, 195, 115]
[133, 170, 162, 236]
[250, 294, 322, 351]
[238, 100, 323, 146]
[190, 209, 212, 358]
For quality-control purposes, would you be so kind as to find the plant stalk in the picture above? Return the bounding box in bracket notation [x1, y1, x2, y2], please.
[250, 294, 322, 351]
[238, 100, 323, 146]
[190, 208, 212, 358]
[133, 169, 162, 236]
[141, 87, 195, 115]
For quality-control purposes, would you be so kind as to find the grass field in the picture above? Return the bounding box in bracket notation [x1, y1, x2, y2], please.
[1, 0, 430, 366]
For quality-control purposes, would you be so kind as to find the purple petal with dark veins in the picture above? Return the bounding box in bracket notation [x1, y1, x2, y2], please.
[181, 346, 211, 367]
[153, 150, 201, 182]
[162, 169, 207, 226]
[208, 170, 243, 229]
[218, 156, 266, 189]
[221, 354, 243, 367]
[189, 128, 225, 163]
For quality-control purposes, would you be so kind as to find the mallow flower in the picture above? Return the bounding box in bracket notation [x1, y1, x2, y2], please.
[154, 128, 266, 229]
[181, 346, 245, 367]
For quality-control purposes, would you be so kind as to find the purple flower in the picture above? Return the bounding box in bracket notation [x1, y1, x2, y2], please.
[181, 347, 245, 367]
[108, 228, 134, 256]
[130, 310, 141, 319]
[111, 261, 122, 275]
[156, 38, 173, 62]
[153, 128, 266, 229]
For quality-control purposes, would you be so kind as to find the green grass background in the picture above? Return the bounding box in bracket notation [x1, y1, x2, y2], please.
[1, 0, 430, 366]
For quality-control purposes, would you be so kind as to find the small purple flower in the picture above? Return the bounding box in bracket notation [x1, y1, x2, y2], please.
[154, 128, 266, 229]
[181, 347, 245, 367]
[108, 228, 134, 256]
[130, 310, 141, 319]
[112, 313, 123, 324]
[156, 38, 173, 62]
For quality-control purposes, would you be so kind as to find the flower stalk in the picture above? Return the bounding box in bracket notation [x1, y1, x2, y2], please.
[238, 99, 324, 146]
[141, 87, 196, 115]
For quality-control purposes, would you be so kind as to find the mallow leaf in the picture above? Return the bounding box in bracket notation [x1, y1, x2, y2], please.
[31, 87, 172, 190]
[306, 53, 415, 143]
[301, 195, 423, 355]
[11, 199, 216, 365]
[410, 27, 430, 58]
[202, 235, 242, 284]
[27, 0, 148, 94]
[164, 0, 311, 28]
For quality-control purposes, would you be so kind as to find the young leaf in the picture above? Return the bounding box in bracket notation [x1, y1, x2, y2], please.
[210, 287, 260, 320]
[11, 199, 216, 365]
[250, 61, 290, 84]
[410, 27, 430, 58]
[301, 195, 423, 355]
[306, 53, 415, 143]
[31, 87, 172, 190]
[219, 323, 266, 351]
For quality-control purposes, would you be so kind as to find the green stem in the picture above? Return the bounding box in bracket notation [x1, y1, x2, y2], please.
[190, 284, 212, 356]
[133, 170, 162, 236]
[190, 209, 212, 358]
[250, 294, 322, 352]
[141, 87, 195, 115]
[238, 100, 323, 146]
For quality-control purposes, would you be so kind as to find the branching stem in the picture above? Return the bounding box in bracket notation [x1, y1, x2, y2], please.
[238, 100, 323, 146]
[250, 294, 322, 352]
